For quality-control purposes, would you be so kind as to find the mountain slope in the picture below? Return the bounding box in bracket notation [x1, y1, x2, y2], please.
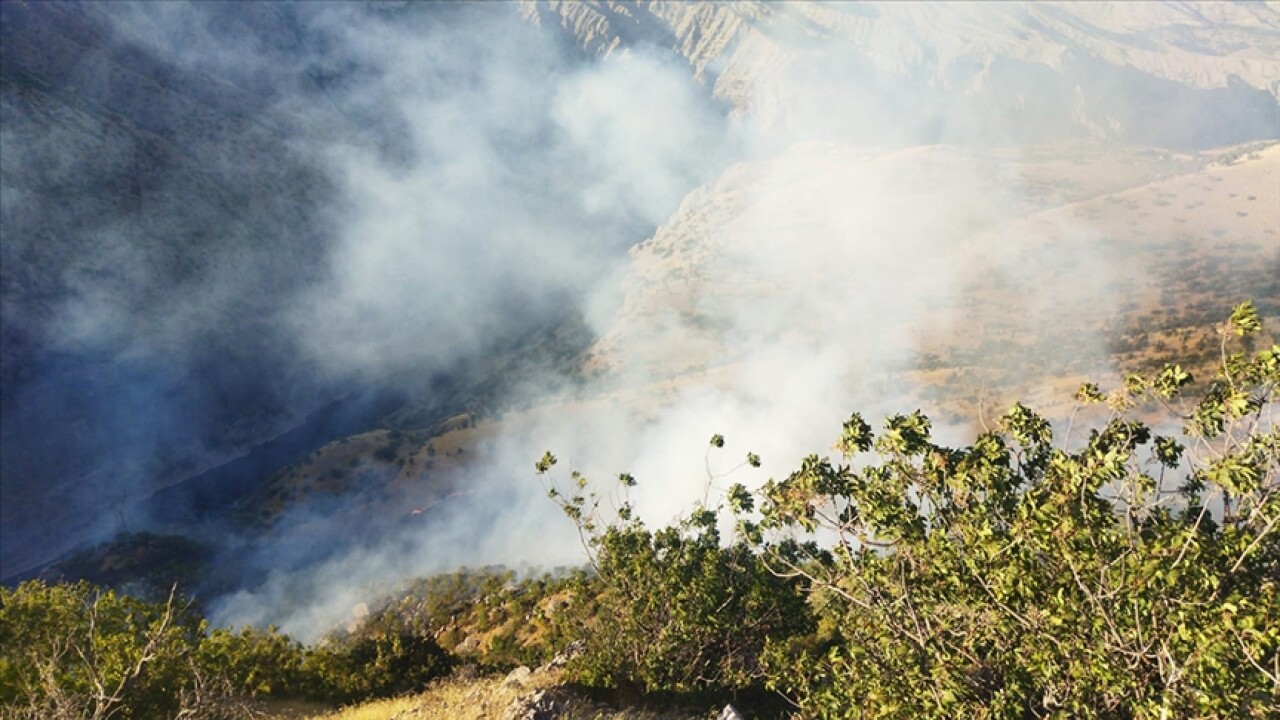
[0, 0, 346, 578]
[522, 0, 1280, 146]
[5, 1, 1279, 626]
[585, 141, 1278, 413]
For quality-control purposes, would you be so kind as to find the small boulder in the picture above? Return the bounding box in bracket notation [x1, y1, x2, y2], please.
[537, 639, 586, 672]
[503, 665, 533, 688]
[454, 634, 481, 655]
[719, 704, 746, 720]
[501, 688, 569, 720]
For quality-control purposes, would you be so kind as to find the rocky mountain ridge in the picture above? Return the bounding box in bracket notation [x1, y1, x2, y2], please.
[522, 0, 1280, 145]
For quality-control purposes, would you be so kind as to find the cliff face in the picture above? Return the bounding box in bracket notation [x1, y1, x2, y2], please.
[521, 0, 1280, 146]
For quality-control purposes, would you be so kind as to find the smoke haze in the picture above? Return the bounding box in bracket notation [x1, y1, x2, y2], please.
[2, 1, 1277, 640]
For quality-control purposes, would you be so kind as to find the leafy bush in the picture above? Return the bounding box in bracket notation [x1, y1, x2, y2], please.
[752, 302, 1279, 718]
[580, 515, 812, 696]
[0, 581, 203, 719]
[193, 625, 307, 699]
[538, 458, 814, 697]
[0, 581, 455, 716]
[305, 623, 453, 702]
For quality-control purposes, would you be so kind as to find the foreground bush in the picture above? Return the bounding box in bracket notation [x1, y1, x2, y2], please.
[0, 582, 455, 717]
[537, 460, 814, 698]
[577, 512, 811, 695]
[194, 625, 307, 699]
[539, 302, 1278, 718]
[305, 621, 453, 702]
[751, 302, 1279, 718]
[0, 581, 204, 719]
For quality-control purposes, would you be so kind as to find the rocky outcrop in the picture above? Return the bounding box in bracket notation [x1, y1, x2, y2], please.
[519, 1, 1280, 145]
[718, 705, 746, 720]
[502, 688, 573, 720]
[503, 665, 534, 689]
[536, 639, 586, 673]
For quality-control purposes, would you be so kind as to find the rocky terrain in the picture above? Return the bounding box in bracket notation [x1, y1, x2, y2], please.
[522, 1, 1280, 145]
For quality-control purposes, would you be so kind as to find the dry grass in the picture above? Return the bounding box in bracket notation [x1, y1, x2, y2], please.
[290, 695, 419, 720]
[409, 673, 539, 720]
[279, 670, 716, 720]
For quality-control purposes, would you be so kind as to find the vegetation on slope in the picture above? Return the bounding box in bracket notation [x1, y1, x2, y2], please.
[2, 303, 1276, 718]
[539, 300, 1279, 718]
[744, 302, 1278, 718]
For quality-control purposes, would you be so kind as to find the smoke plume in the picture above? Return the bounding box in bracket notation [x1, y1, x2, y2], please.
[3, 2, 1277, 639]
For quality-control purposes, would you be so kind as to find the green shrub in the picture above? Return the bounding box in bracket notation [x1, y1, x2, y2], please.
[577, 517, 813, 696]
[537, 459, 813, 697]
[754, 302, 1279, 718]
[304, 625, 453, 702]
[194, 625, 306, 698]
[0, 581, 202, 719]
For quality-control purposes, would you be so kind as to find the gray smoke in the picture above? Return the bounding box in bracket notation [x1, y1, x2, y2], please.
[213, 2, 1280, 640]
[4, 1, 1276, 639]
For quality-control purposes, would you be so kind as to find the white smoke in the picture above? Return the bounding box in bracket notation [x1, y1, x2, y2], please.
[16, 1, 1274, 640]
[210, 6, 1125, 639]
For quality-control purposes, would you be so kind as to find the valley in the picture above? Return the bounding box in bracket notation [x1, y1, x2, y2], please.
[2, 2, 1278, 717]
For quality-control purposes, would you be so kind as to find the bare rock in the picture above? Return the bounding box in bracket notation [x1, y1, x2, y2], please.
[501, 688, 570, 720]
[719, 704, 746, 720]
[454, 634, 481, 655]
[537, 639, 586, 672]
[503, 665, 533, 688]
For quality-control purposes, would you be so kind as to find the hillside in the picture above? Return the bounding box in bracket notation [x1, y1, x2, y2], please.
[235, 142, 1277, 615]
[0, 1, 601, 580]
[517, 141, 1279, 422]
[2, 0, 1279, 680]
[0, 0, 339, 577]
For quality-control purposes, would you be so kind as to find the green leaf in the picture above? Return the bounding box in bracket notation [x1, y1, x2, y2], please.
[1153, 364, 1193, 399]
[1228, 299, 1262, 335]
[837, 413, 874, 456]
[535, 451, 558, 474]
[1153, 436, 1184, 467]
[728, 483, 755, 514]
[1075, 382, 1105, 404]
[1001, 403, 1052, 446]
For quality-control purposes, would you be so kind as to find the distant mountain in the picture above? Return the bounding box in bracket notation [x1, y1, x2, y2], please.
[521, 0, 1280, 146]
